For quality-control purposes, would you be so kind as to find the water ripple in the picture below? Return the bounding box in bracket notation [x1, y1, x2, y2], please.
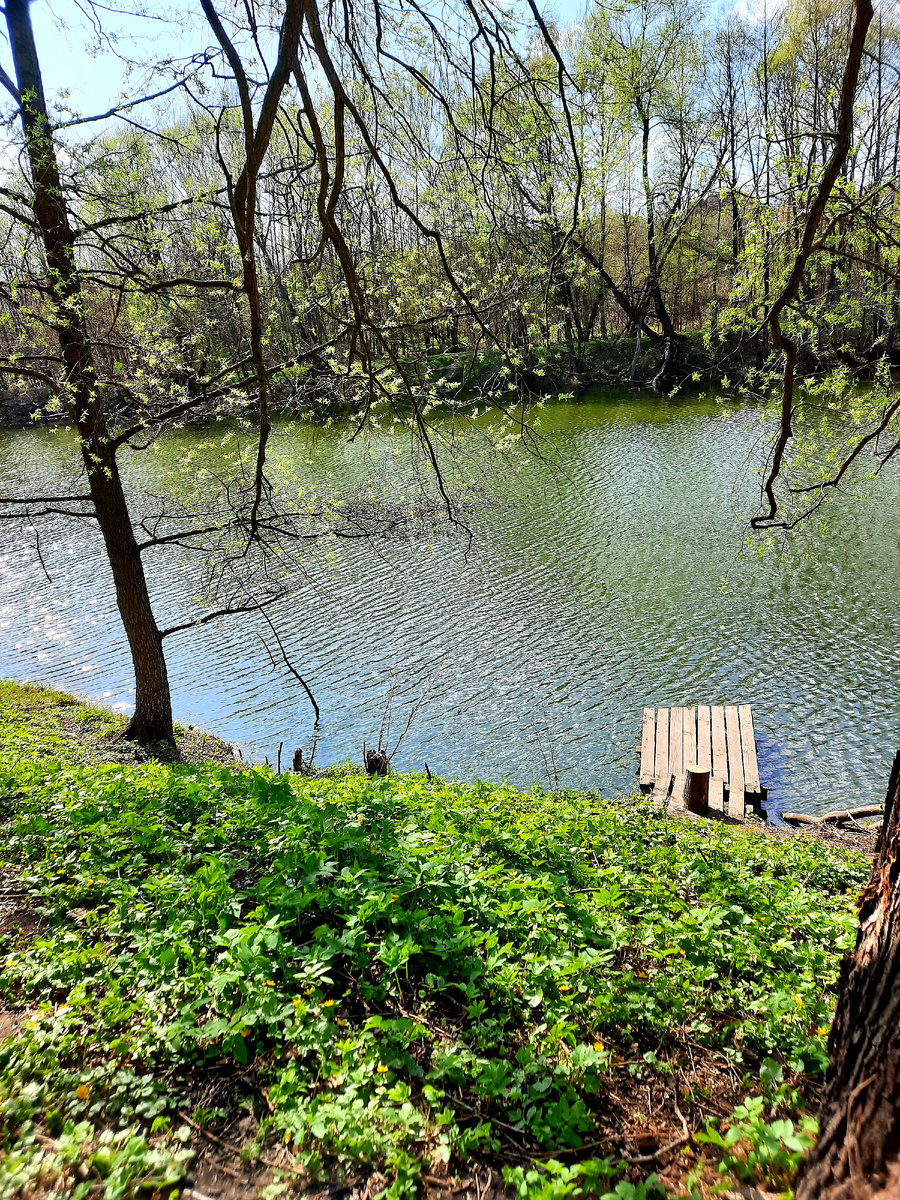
[2, 395, 900, 813]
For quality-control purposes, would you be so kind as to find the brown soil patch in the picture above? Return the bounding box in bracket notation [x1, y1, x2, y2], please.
[54, 710, 238, 769]
[672, 808, 881, 860]
[764, 817, 881, 858]
[0, 892, 39, 938]
[0, 867, 40, 939]
[789, 820, 881, 855]
[0, 1008, 21, 1038]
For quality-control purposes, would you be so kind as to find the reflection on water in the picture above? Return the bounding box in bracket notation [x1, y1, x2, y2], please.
[2, 391, 899, 814]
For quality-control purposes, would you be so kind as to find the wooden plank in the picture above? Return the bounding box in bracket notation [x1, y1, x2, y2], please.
[711, 706, 728, 780]
[696, 705, 711, 771]
[725, 705, 743, 783]
[738, 704, 761, 794]
[640, 707, 655, 786]
[668, 773, 686, 814]
[708, 776, 724, 813]
[725, 706, 745, 819]
[654, 708, 670, 783]
[652, 771, 673, 804]
[727, 787, 745, 820]
[683, 707, 696, 769]
[670, 707, 684, 777]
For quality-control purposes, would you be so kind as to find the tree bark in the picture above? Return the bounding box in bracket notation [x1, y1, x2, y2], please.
[638, 108, 678, 391]
[794, 747, 900, 1199]
[5, 0, 174, 745]
[684, 766, 709, 815]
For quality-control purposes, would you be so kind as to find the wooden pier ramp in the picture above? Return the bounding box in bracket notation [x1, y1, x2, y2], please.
[640, 705, 762, 821]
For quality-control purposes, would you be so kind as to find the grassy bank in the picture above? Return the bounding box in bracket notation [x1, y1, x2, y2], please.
[0, 683, 869, 1199]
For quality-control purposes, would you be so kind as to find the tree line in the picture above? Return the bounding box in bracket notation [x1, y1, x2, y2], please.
[0, 0, 898, 415]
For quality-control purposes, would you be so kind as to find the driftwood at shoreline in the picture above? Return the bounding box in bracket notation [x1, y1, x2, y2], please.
[780, 805, 883, 827]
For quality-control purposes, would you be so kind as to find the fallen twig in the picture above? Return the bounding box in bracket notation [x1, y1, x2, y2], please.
[624, 1132, 691, 1165]
[781, 805, 883, 827]
[178, 1111, 305, 1177]
[423, 1176, 470, 1193]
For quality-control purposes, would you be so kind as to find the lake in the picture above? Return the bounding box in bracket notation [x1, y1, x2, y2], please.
[2, 390, 899, 814]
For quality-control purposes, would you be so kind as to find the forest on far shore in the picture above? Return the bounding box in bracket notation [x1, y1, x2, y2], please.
[0, 0, 898, 419]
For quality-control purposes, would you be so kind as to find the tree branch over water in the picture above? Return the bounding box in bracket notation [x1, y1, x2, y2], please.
[752, 0, 875, 531]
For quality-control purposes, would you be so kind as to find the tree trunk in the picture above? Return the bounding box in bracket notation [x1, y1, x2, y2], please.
[5, 0, 174, 745]
[684, 766, 709, 815]
[794, 747, 900, 1199]
[638, 109, 678, 393]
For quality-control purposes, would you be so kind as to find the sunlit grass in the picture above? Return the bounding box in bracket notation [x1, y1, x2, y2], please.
[0, 683, 870, 1197]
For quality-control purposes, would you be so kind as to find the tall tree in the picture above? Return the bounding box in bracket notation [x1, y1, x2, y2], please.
[0, 0, 580, 742]
[729, 0, 900, 1191]
[795, 750, 900, 1197]
[3, 0, 175, 744]
[580, 0, 721, 386]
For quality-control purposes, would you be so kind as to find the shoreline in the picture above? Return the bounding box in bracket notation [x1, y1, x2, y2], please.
[2, 331, 894, 431]
[0, 677, 875, 1199]
[1, 678, 881, 858]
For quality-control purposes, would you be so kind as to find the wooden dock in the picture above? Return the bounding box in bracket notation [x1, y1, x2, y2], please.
[640, 705, 763, 821]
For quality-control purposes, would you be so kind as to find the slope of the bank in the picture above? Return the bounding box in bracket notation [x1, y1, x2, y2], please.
[0, 682, 870, 1199]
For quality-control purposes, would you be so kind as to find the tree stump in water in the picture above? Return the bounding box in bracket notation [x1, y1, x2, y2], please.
[684, 765, 709, 814]
[364, 749, 389, 776]
[794, 744, 900, 1199]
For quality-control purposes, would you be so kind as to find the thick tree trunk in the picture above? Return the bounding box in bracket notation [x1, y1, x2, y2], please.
[794, 748, 900, 1199]
[6, 0, 174, 745]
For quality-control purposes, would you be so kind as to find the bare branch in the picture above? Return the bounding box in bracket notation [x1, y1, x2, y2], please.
[159, 592, 286, 640]
[753, 0, 875, 529]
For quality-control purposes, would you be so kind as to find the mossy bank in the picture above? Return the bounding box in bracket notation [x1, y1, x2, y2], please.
[0, 682, 870, 1199]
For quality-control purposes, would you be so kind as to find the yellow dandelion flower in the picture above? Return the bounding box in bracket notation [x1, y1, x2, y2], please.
[75, 1084, 90, 1101]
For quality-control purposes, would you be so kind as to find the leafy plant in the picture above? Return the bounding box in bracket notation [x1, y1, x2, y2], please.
[695, 1095, 818, 1189]
[0, 682, 868, 1196]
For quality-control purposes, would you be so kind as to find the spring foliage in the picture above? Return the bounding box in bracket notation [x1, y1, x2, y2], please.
[0, 685, 869, 1196]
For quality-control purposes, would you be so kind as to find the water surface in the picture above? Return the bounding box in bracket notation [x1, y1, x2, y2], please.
[2, 391, 899, 813]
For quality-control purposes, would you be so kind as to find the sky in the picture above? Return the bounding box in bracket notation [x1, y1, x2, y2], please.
[24, 2, 208, 121]
[8, 0, 591, 125]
